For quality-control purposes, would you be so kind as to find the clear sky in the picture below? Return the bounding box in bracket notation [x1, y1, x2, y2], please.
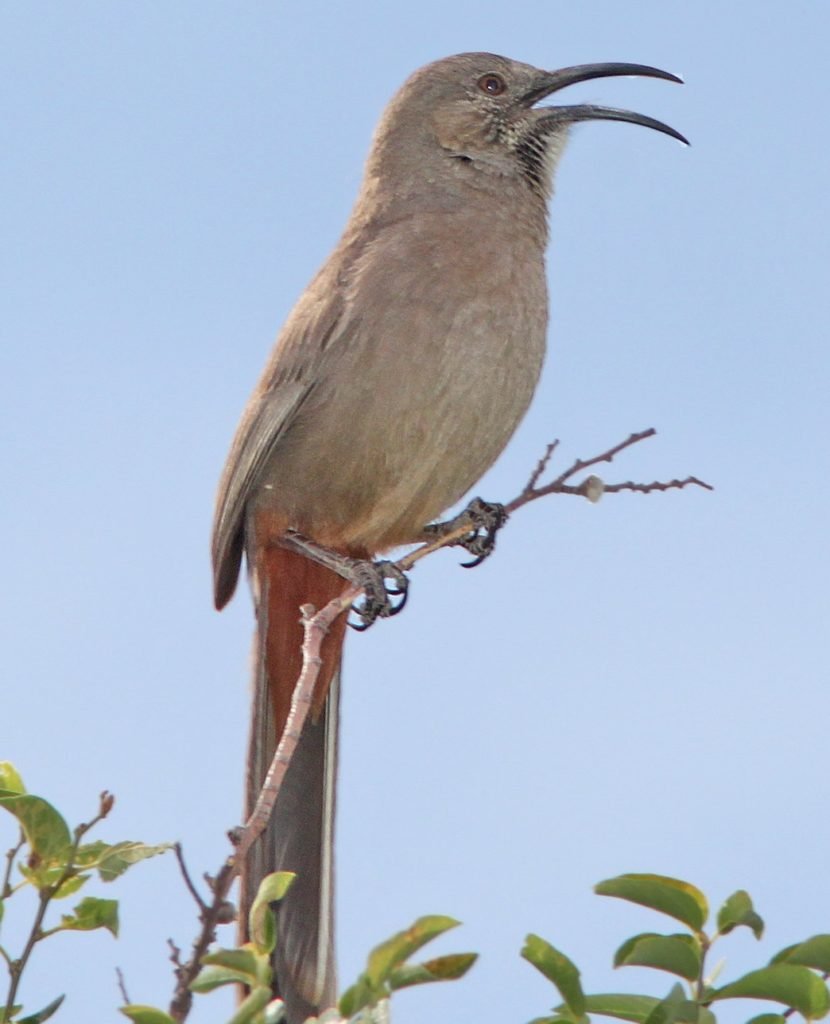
[2, 3, 829, 1022]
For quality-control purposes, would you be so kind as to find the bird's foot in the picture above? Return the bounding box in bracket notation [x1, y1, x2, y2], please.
[282, 530, 409, 631]
[348, 558, 409, 631]
[424, 496, 508, 568]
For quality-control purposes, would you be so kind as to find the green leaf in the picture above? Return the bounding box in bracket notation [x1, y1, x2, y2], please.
[70, 840, 170, 881]
[0, 795, 71, 863]
[249, 871, 295, 955]
[595, 875, 708, 932]
[339, 978, 372, 1018]
[773, 936, 830, 972]
[0, 763, 26, 794]
[642, 984, 701, 1024]
[539, 1012, 583, 1024]
[17, 863, 88, 895]
[191, 946, 267, 991]
[58, 896, 119, 937]
[93, 841, 171, 881]
[522, 935, 585, 1015]
[582, 993, 661, 1022]
[120, 1007, 177, 1024]
[745, 1016, 788, 1024]
[189, 964, 246, 993]
[717, 890, 764, 939]
[17, 994, 65, 1023]
[341, 916, 461, 1016]
[53, 872, 90, 899]
[388, 952, 478, 990]
[73, 840, 109, 866]
[366, 915, 460, 987]
[227, 987, 272, 1024]
[711, 964, 830, 1019]
[190, 957, 270, 993]
[614, 933, 701, 981]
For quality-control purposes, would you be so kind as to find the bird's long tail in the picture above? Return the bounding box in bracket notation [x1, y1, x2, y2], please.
[243, 544, 349, 1023]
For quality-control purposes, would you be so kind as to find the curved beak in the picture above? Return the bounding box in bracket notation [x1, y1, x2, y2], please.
[524, 62, 688, 145]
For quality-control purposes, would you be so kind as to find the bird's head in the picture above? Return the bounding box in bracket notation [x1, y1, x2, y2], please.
[370, 52, 686, 199]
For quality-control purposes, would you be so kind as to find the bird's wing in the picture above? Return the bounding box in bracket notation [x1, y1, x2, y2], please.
[211, 289, 346, 609]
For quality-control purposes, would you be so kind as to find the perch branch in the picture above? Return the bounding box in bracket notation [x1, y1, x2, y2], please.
[167, 427, 710, 1019]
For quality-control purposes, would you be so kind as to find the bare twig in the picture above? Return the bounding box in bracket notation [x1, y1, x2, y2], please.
[173, 843, 207, 913]
[600, 476, 712, 495]
[237, 590, 356, 863]
[525, 439, 560, 492]
[168, 865, 234, 1022]
[1, 830, 24, 899]
[549, 428, 657, 488]
[507, 428, 711, 514]
[116, 965, 131, 1005]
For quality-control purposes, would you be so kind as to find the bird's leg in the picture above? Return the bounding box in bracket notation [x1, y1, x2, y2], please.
[281, 531, 408, 630]
[422, 496, 508, 568]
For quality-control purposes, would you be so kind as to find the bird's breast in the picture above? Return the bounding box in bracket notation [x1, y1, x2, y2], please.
[253, 209, 549, 549]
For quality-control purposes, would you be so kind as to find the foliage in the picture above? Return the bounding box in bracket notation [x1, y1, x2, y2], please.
[0, 761, 169, 1023]
[132, 877, 477, 1023]
[524, 872, 830, 1024]
[4, 765, 829, 1023]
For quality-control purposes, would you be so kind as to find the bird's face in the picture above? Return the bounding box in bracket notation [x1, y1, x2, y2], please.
[401, 53, 686, 195]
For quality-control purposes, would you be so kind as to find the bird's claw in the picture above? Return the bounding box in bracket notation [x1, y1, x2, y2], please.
[458, 498, 507, 567]
[349, 559, 409, 631]
[425, 497, 507, 568]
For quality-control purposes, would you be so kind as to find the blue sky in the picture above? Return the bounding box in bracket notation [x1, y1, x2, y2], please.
[2, 3, 829, 1022]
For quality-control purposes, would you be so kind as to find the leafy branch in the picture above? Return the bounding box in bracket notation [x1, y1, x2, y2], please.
[525, 872, 830, 1024]
[0, 762, 169, 1023]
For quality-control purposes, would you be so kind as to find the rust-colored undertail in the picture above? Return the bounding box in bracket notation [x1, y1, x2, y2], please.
[242, 543, 349, 1023]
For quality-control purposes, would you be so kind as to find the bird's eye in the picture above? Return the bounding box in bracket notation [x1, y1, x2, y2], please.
[477, 73, 506, 96]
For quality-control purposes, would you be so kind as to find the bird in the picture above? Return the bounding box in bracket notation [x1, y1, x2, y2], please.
[212, 51, 685, 1023]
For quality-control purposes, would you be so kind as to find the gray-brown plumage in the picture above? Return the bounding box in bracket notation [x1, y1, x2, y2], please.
[212, 52, 684, 1023]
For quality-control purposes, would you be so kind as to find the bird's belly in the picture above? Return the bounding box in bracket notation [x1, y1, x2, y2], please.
[254, 310, 546, 551]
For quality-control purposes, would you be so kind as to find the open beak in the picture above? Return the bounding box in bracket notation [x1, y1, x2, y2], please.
[524, 62, 688, 145]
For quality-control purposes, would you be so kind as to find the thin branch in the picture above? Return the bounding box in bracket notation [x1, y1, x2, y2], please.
[167, 867, 234, 1022]
[173, 844, 207, 913]
[237, 590, 355, 863]
[524, 439, 560, 492]
[506, 428, 711, 514]
[551, 428, 657, 486]
[116, 966, 131, 1005]
[601, 476, 712, 495]
[167, 938, 183, 967]
[166, 427, 710, 1021]
[1, 831, 24, 899]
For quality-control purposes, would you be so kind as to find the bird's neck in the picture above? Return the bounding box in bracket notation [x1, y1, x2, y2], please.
[352, 157, 551, 251]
